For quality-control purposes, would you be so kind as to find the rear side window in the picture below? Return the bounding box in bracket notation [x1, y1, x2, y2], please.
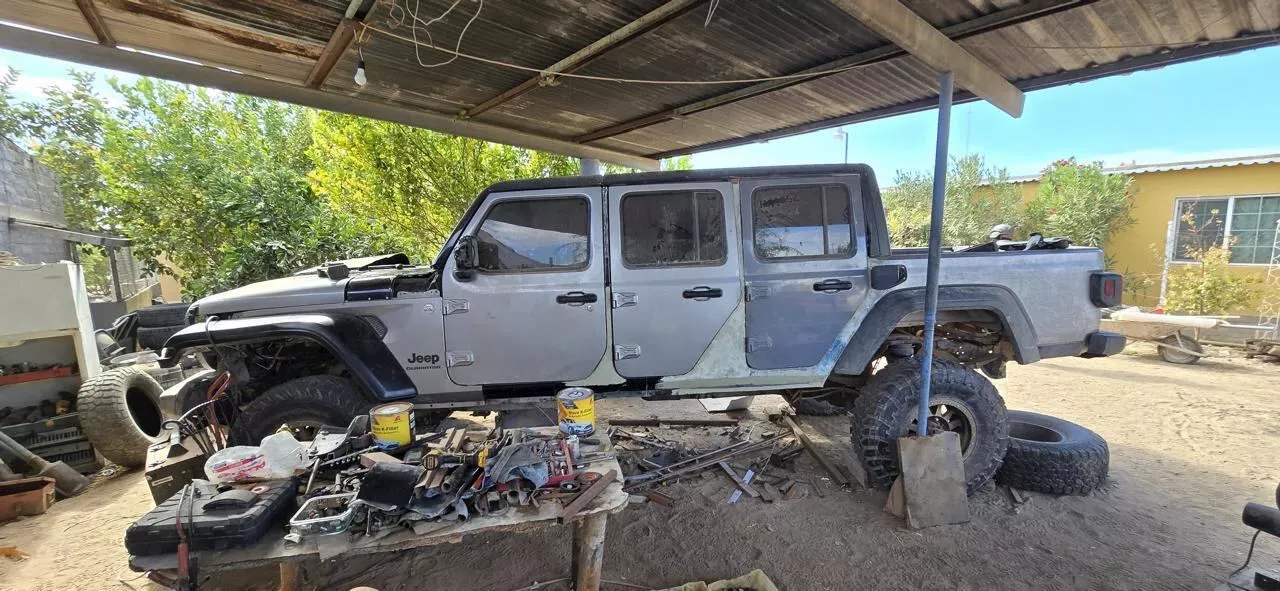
[752, 184, 853, 260]
[475, 197, 589, 272]
[620, 190, 726, 267]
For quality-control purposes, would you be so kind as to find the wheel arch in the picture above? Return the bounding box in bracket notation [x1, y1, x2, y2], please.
[832, 285, 1040, 376]
[157, 313, 417, 401]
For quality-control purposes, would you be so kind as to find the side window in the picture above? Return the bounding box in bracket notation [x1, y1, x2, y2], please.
[753, 184, 853, 260]
[620, 190, 726, 267]
[475, 197, 589, 272]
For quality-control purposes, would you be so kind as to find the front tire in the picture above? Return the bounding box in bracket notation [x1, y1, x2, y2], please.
[228, 376, 371, 446]
[851, 359, 1009, 495]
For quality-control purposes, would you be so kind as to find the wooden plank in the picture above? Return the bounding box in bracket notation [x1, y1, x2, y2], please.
[304, 19, 357, 88]
[884, 476, 906, 518]
[898, 432, 970, 529]
[608, 418, 739, 427]
[780, 415, 854, 487]
[73, 0, 114, 47]
[717, 462, 761, 499]
[827, 0, 1024, 117]
[559, 469, 618, 524]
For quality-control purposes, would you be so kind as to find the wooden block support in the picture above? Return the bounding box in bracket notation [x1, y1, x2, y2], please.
[571, 511, 608, 591]
[781, 415, 861, 487]
[898, 432, 970, 529]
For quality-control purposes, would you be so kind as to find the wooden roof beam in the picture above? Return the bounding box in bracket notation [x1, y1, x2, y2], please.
[73, 0, 114, 47]
[462, 0, 707, 119]
[829, 0, 1024, 117]
[305, 0, 378, 89]
[575, 0, 1086, 144]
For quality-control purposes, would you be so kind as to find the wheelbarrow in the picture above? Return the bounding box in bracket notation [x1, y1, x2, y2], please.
[1101, 307, 1219, 364]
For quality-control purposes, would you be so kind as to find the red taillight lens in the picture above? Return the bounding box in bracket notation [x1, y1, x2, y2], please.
[1090, 273, 1123, 307]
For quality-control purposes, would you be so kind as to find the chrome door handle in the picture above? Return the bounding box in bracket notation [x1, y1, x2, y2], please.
[556, 291, 598, 305]
[682, 286, 723, 300]
[813, 279, 854, 292]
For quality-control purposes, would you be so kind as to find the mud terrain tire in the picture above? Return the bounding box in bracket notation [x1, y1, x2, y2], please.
[851, 359, 1009, 495]
[78, 367, 165, 468]
[228, 376, 371, 446]
[996, 410, 1109, 495]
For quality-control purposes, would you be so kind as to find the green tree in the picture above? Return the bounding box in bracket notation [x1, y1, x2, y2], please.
[881, 154, 1025, 247]
[0, 67, 23, 138]
[1025, 158, 1135, 249]
[1164, 208, 1258, 315]
[308, 111, 580, 261]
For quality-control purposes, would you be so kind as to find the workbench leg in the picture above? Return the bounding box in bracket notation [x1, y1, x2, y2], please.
[279, 561, 300, 591]
[571, 512, 607, 591]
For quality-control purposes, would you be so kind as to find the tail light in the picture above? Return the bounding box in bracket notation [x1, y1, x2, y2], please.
[1089, 272, 1123, 307]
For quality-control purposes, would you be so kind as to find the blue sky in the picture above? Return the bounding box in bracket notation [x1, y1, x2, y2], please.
[2, 44, 1278, 178]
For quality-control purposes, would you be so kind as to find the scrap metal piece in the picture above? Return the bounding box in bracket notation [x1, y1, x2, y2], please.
[558, 470, 616, 524]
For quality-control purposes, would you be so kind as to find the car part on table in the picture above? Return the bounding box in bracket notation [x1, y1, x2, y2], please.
[125, 478, 298, 556]
[77, 366, 166, 468]
[996, 410, 1109, 495]
[0, 430, 90, 497]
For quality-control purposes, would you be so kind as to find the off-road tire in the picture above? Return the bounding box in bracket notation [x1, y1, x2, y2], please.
[135, 303, 189, 328]
[851, 358, 1009, 495]
[996, 410, 1109, 495]
[228, 376, 371, 446]
[1157, 334, 1203, 364]
[137, 325, 182, 351]
[78, 367, 165, 468]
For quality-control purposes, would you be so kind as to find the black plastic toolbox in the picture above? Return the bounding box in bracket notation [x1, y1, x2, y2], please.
[125, 478, 298, 556]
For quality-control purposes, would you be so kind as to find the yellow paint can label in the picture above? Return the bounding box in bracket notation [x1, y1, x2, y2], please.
[556, 387, 595, 436]
[370, 402, 415, 449]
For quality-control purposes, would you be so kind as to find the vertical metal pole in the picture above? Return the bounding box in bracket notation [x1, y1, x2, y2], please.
[579, 158, 602, 176]
[917, 71, 954, 435]
[843, 131, 849, 164]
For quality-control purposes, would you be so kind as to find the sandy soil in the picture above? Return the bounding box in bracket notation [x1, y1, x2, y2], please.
[1, 344, 1278, 591]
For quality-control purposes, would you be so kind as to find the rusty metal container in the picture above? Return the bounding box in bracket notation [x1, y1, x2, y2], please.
[0, 476, 56, 520]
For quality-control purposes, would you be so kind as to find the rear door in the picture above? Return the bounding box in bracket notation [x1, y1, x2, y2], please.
[608, 182, 741, 378]
[441, 187, 606, 385]
[741, 176, 869, 369]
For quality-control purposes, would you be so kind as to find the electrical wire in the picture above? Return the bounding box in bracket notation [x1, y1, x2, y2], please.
[402, 0, 484, 69]
[1224, 530, 1263, 590]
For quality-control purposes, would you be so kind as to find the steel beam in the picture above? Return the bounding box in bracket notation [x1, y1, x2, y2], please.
[73, 0, 114, 47]
[829, 0, 1022, 117]
[917, 71, 954, 434]
[574, 0, 1086, 144]
[647, 34, 1278, 159]
[0, 23, 658, 170]
[463, 0, 706, 119]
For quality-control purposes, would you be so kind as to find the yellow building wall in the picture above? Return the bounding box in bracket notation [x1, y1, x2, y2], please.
[1016, 162, 1280, 312]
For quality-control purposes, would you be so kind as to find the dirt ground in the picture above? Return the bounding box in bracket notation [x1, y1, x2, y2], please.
[2, 344, 1278, 591]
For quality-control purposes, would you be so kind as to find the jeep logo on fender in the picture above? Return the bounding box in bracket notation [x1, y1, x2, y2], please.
[404, 353, 441, 370]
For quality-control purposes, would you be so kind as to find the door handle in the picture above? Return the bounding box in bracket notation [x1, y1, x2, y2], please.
[682, 286, 723, 300]
[556, 291, 598, 305]
[813, 279, 854, 293]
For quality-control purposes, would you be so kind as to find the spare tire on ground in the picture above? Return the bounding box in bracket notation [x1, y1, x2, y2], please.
[135, 303, 189, 328]
[78, 367, 166, 468]
[997, 410, 1109, 495]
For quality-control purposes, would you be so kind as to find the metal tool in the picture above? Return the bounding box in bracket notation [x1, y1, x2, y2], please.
[0, 430, 89, 496]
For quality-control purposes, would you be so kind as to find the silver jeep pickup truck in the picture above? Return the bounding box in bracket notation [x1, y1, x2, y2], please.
[160, 164, 1124, 492]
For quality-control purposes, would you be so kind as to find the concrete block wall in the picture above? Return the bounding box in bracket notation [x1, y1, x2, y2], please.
[0, 136, 70, 264]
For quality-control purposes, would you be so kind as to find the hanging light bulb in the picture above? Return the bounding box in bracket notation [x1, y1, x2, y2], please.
[354, 58, 368, 87]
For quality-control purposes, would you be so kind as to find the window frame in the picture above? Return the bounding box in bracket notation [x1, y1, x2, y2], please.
[750, 183, 857, 263]
[618, 188, 729, 270]
[1171, 194, 1280, 266]
[471, 195, 593, 276]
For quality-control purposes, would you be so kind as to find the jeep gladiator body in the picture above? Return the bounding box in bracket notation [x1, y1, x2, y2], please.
[159, 164, 1123, 442]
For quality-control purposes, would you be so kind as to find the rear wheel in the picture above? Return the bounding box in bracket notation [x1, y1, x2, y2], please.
[851, 359, 1009, 495]
[228, 376, 371, 446]
[1157, 334, 1203, 364]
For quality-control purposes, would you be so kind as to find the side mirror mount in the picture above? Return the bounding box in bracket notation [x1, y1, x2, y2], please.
[453, 235, 478, 281]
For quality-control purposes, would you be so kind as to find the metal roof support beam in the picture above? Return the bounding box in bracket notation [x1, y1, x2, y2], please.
[73, 0, 114, 47]
[463, 0, 706, 119]
[575, 0, 1085, 144]
[0, 23, 658, 170]
[828, 0, 1023, 117]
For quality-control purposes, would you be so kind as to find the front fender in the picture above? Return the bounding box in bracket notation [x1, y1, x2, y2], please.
[157, 313, 416, 401]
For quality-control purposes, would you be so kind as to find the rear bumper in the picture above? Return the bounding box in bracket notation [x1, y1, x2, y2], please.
[1082, 331, 1126, 358]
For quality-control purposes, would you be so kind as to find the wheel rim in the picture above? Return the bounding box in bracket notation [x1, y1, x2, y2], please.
[901, 398, 977, 459]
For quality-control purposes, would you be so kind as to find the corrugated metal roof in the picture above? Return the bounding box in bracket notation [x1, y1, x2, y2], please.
[1009, 153, 1280, 182]
[0, 0, 1276, 165]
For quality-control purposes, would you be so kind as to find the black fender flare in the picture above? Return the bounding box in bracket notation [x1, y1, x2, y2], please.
[832, 285, 1040, 375]
[157, 313, 416, 401]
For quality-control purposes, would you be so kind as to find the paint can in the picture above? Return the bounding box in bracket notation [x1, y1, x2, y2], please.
[369, 402, 415, 450]
[556, 387, 595, 436]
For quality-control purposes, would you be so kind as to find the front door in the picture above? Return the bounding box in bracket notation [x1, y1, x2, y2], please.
[442, 187, 606, 385]
[741, 176, 869, 369]
[608, 182, 741, 378]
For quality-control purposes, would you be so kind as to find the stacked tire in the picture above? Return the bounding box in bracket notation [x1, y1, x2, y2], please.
[135, 303, 188, 351]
